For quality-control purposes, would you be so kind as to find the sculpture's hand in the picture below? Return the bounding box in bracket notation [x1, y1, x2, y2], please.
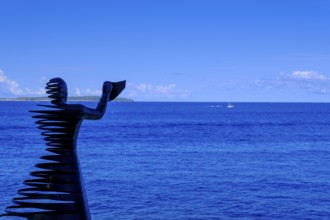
[103, 81, 113, 95]
[108, 80, 126, 101]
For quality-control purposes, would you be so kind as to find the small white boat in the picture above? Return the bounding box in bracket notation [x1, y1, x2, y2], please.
[227, 103, 234, 108]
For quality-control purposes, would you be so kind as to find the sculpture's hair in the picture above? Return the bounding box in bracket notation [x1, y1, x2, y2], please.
[46, 77, 68, 105]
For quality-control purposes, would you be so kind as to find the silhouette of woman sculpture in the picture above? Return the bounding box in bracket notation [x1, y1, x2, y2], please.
[1, 78, 125, 220]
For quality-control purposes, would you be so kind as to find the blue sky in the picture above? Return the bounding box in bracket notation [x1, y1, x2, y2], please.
[0, 0, 329, 102]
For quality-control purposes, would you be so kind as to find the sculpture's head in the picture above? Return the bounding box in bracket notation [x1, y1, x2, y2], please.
[46, 77, 68, 105]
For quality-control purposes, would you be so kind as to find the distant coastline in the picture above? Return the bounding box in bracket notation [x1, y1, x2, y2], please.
[0, 96, 134, 102]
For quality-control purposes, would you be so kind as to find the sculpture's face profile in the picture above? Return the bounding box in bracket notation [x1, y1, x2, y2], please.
[46, 77, 68, 105]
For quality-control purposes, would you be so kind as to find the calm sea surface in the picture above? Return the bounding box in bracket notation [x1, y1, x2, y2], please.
[0, 102, 330, 219]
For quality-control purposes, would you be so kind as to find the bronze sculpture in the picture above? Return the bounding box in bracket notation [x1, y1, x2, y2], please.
[0, 78, 125, 220]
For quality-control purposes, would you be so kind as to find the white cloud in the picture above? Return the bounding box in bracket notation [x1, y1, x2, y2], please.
[75, 88, 81, 96]
[291, 71, 327, 80]
[25, 87, 46, 95]
[74, 88, 101, 96]
[155, 84, 176, 94]
[0, 70, 48, 96]
[0, 70, 23, 95]
[136, 83, 153, 93]
[127, 82, 189, 100]
[250, 70, 330, 94]
[135, 83, 177, 96]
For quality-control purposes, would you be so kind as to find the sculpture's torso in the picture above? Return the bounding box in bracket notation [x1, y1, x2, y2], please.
[1, 78, 125, 220]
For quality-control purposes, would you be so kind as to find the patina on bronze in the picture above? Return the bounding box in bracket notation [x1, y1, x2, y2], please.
[1, 78, 125, 220]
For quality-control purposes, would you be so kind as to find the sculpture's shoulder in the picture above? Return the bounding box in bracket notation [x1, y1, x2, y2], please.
[30, 103, 89, 121]
[62, 103, 85, 111]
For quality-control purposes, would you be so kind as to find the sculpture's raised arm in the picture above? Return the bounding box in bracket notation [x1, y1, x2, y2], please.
[83, 80, 126, 120]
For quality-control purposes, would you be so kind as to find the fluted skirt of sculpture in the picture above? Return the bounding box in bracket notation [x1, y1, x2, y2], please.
[4, 108, 91, 220]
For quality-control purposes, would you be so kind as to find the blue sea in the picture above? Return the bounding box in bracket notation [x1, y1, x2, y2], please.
[1, 102, 330, 219]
